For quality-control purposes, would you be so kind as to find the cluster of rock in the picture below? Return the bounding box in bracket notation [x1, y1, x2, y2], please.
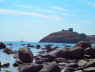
[1, 41, 95, 72]
[34, 41, 95, 72]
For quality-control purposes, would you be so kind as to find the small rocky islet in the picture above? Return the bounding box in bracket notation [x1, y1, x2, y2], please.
[40, 28, 95, 43]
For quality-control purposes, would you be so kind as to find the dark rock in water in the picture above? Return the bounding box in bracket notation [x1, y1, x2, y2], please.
[13, 61, 23, 67]
[22, 64, 43, 72]
[18, 48, 33, 63]
[13, 63, 19, 67]
[3, 48, 16, 54]
[2, 63, 10, 68]
[44, 44, 54, 52]
[26, 44, 34, 48]
[0, 63, 10, 68]
[36, 45, 41, 49]
[0, 42, 6, 49]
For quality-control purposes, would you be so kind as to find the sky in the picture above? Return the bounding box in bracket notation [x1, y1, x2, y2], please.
[0, 0, 95, 42]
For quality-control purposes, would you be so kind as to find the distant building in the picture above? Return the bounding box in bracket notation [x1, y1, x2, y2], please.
[68, 28, 73, 32]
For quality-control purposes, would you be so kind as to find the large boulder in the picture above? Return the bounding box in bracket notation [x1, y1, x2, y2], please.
[17, 48, 33, 63]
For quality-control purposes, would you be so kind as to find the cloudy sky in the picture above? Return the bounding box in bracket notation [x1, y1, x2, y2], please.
[0, 0, 95, 41]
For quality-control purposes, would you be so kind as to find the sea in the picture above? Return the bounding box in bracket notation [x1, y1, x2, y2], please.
[0, 41, 95, 72]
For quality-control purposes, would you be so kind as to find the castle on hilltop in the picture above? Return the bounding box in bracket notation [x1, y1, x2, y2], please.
[40, 28, 95, 43]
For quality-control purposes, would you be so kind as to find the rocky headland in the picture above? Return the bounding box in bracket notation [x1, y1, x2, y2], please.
[40, 28, 95, 43]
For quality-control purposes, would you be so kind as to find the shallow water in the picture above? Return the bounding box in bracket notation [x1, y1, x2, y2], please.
[0, 50, 17, 72]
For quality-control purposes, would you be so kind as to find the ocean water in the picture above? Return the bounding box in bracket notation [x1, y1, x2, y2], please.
[4, 41, 74, 54]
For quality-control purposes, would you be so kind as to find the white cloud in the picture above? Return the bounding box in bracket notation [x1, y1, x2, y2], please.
[36, 8, 56, 14]
[50, 6, 68, 11]
[16, 5, 33, 9]
[79, 20, 95, 25]
[31, 12, 48, 18]
[62, 13, 75, 16]
[0, 0, 5, 3]
[0, 8, 64, 21]
[48, 15, 64, 21]
[45, 10, 55, 13]
[0, 8, 49, 18]
[87, 2, 95, 7]
[92, 3, 95, 7]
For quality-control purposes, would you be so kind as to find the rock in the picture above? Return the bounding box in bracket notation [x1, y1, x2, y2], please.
[3, 48, 16, 54]
[85, 48, 95, 58]
[36, 45, 41, 49]
[0, 62, 10, 68]
[2, 63, 10, 68]
[40, 61, 61, 72]
[44, 44, 56, 52]
[22, 64, 43, 72]
[13, 63, 19, 67]
[17, 48, 33, 63]
[0, 42, 6, 49]
[26, 44, 34, 48]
